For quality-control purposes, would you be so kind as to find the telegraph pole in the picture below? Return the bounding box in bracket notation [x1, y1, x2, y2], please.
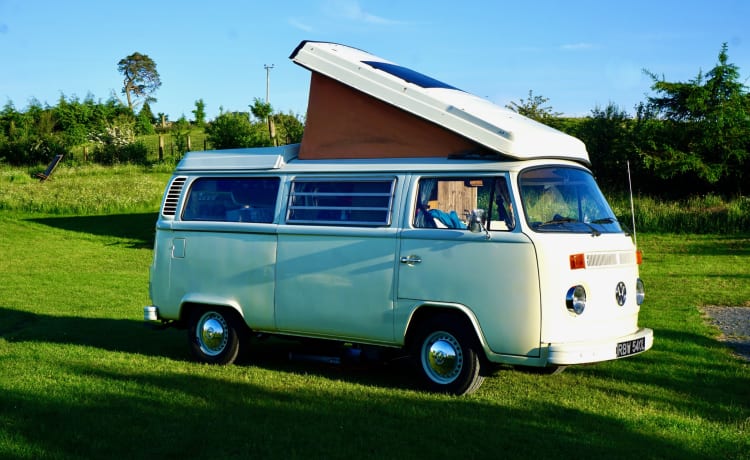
[264, 64, 274, 103]
[263, 64, 277, 145]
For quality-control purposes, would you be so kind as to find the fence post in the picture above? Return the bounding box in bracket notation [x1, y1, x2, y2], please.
[158, 135, 164, 161]
[187, 135, 192, 152]
[83, 146, 88, 162]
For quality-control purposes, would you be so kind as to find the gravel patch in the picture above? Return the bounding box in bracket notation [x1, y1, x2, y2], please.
[702, 306, 750, 362]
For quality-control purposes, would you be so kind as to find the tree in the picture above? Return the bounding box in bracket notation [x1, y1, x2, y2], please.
[250, 97, 275, 145]
[135, 101, 156, 135]
[205, 112, 265, 149]
[118, 52, 162, 113]
[192, 99, 207, 127]
[139, 101, 156, 124]
[172, 115, 191, 156]
[577, 103, 635, 191]
[638, 43, 750, 195]
[273, 111, 305, 145]
[506, 90, 562, 125]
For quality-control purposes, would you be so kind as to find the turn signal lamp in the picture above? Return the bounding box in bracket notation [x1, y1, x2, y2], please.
[569, 253, 586, 270]
[636, 250, 643, 265]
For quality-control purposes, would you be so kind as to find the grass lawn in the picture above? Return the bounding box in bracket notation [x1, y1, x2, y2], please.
[0, 169, 748, 459]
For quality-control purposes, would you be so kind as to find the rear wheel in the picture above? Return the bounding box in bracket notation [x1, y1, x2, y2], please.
[411, 315, 484, 395]
[188, 308, 244, 364]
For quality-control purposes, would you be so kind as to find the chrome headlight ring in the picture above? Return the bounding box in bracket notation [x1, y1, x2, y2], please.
[566, 285, 587, 315]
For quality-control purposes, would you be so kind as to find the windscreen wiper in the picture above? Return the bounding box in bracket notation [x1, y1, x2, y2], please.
[537, 216, 577, 228]
[537, 216, 601, 236]
[590, 217, 616, 224]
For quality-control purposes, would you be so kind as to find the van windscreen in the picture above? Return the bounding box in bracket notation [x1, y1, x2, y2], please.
[519, 167, 623, 234]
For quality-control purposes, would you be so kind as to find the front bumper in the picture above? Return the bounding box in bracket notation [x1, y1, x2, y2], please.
[547, 327, 653, 365]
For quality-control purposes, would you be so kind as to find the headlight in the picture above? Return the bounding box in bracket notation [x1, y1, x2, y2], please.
[636, 278, 645, 305]
[566, 285, 587, 315]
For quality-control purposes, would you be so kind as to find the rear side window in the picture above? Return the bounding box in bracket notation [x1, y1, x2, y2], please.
[286, 178, 396, 226]
[182, 177, 280, 223]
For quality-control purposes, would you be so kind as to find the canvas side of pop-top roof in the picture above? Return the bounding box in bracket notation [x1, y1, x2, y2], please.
[290, 40, 590, 165]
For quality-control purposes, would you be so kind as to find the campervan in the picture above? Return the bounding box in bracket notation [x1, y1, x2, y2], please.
[144, 41, 652, 395]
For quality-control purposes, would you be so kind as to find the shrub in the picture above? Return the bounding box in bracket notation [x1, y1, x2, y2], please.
[90, 116, 148, 165]
[93, 141, 148, 165]
[205, 112, 265, 149]
[0, 135, 67, 166]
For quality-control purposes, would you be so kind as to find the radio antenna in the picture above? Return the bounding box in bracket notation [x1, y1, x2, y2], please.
[627, 160, 637, 247]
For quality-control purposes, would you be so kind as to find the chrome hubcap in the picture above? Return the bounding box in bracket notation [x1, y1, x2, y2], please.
[422, 331, 463, 384]
[196, 312, 229, 356]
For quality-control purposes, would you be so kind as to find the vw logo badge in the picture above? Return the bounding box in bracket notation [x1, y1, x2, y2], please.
[615, 282, 627, 306]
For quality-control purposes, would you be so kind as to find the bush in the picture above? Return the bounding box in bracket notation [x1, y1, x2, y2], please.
[0, 135, 67, 166]
[205, 112, 266, 149]
[92, 141, 148, 165]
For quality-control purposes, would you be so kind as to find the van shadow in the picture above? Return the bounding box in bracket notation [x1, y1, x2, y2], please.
[27, 213, 158, 249]
[0, 306, 186, 360]
[0, 306, 416, 391]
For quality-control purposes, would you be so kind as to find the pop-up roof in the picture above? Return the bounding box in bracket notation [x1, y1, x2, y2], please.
[290, 40, 589, 165]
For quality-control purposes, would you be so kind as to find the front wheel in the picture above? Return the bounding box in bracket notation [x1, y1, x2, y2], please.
[188, 308, 244, 364]
[411, 316, 484, 395]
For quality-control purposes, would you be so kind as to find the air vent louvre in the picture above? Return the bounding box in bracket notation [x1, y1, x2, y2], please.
[162, 177, 187, 216]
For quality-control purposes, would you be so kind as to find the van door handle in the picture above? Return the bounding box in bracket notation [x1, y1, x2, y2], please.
[400, 255, 422, 265]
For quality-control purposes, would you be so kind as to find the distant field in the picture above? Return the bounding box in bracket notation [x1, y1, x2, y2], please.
[0, 165, 748, 459]
[67, 128, 210, 165]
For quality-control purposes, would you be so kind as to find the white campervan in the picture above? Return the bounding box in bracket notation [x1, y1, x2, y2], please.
[145, 41, 653, 395]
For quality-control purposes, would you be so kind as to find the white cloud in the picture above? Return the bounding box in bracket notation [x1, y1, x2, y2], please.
[288, 17, 315, 33]
[560, 42, 597, 51]
[324, 0, 404, 25]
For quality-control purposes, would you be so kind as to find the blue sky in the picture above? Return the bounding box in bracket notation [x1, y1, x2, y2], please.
[1, 0, 749, 120]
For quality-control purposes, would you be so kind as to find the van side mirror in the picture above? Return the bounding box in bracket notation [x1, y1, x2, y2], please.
[468, 209, 485, 233]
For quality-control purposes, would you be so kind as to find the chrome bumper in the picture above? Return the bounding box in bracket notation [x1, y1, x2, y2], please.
[144, 305, 159, 322]
[547, 327, 654, 365]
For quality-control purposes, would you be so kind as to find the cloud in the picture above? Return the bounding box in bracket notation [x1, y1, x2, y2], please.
[560, 42, 597, 51]
[324, 0, 404, 25]
[288, 17, 315, 33]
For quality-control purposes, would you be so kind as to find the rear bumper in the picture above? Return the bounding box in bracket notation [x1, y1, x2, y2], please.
[547, 327, 653, 365]
[144, 305, 159, 322]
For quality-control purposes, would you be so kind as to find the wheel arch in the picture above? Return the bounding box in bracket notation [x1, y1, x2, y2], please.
[404, 304, 487, 356]
[179, 296, 247, 329]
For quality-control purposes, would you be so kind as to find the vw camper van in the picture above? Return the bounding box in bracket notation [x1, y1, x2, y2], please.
[144, 41, 653, 395]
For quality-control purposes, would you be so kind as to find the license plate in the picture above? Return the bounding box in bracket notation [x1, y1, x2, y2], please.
[615, 337, 646, 357]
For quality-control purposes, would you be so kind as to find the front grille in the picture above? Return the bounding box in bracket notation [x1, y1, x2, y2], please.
[586, 251, 636, 267]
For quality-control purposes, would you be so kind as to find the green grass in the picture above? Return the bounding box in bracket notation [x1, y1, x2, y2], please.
[0, 166, 748, 459]
[0, 164, 171, 214]
[609, 193, 750, 234]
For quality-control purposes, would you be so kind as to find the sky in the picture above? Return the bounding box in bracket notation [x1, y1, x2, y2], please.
[1, 0, 749, 121]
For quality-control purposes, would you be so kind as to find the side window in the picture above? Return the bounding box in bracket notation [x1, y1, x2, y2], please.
[182, 177, 280, 223]
[413, 176, 515, 231]
[286, 178, 396, 226]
